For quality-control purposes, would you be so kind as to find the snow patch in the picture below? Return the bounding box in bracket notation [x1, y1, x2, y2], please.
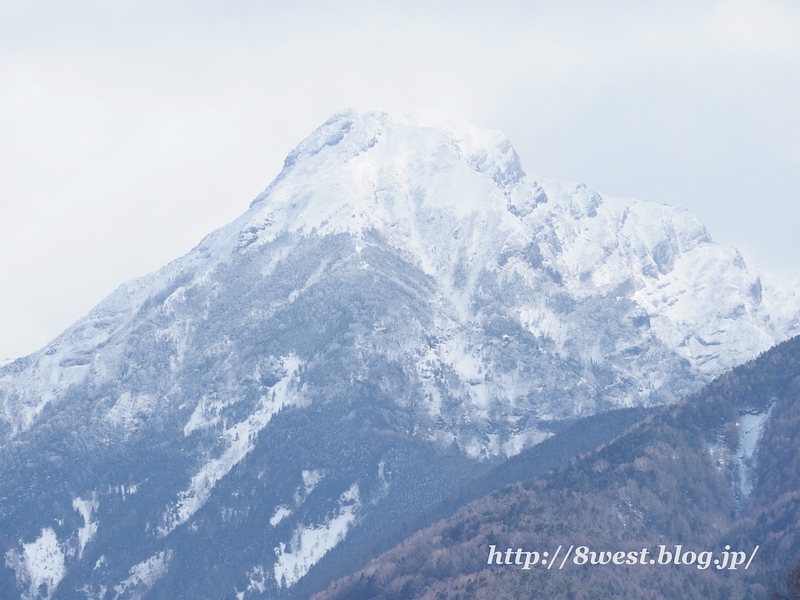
[111, 484, 139, 501]
[73, 494, 99, 558]
[160, 355, 302, 535]
[112, 550, 173, 599]
[301, 469, 325, 495]
[734, 403, 774, 503]
[501, 430, 552, 458]
[247, 565, 267, 594]
[270, 506, 292, 527]
[79, 583, 107, 598]
[234, 564, 268, 600]
[371, 460, 390, 504]
[273, 484, 361, 588]
[4, 527, 65, 600]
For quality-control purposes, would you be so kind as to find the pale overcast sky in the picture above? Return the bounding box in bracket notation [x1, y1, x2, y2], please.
[1, 0, 799, 359]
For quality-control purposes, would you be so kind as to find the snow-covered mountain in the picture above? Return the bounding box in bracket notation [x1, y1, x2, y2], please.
[1, 110, 798, 599]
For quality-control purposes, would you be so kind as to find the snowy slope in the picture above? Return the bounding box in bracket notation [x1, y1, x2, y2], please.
[0, 110, 798, 599]
[4, 110, 796, 446]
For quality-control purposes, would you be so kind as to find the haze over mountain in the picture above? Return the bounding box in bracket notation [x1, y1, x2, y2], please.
[1, 111, 798, 599]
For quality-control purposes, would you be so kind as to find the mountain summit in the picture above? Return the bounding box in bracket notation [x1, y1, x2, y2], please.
[1, 111, 798, 599]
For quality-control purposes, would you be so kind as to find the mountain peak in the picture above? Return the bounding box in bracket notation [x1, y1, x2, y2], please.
[1, 111, 799, 598]
[247, 110, 527, 241]
[274, 109, 523, 185]
[3, 111, 798, 446]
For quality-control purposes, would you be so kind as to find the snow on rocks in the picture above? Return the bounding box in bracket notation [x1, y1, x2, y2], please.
[273, 484, 361, 588]
[4, 528, 66, 600]
[3, 110, 798, 462]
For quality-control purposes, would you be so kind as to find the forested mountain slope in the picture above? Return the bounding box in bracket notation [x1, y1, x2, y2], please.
[315, 335, 800, 599]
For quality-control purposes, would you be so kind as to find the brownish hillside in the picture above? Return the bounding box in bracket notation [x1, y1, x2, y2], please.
[313, 336, 800, 599]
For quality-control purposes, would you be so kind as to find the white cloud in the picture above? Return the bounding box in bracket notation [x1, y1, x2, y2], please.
[709, 1, 800, 56]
